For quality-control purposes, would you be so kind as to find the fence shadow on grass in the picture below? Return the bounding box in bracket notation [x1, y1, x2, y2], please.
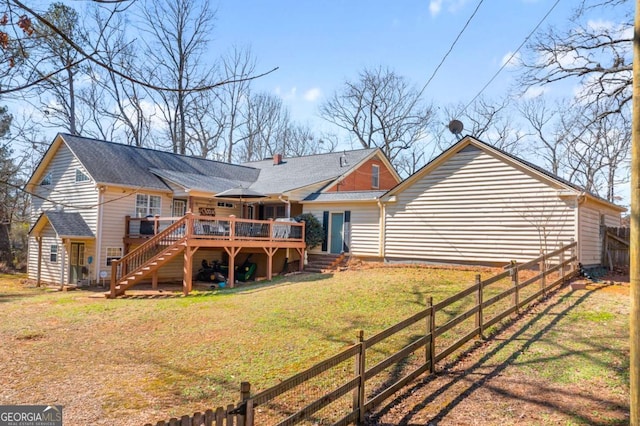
[366, 285, 629, 425]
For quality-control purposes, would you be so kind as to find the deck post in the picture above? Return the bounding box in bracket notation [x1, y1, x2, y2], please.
[183, 246, 193, 295]
[263, 247, 277, 280]
[152, 271, 158, 290]
[225, 246, 240, 288]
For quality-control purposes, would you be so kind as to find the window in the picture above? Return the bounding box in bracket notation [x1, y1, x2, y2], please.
[75, 168, 90, 182]
[135, 194, 161, 217]
[50, 245, 58, 262]
[41, 172, 52, 186]
[265, 205, 286, 219]
[106, 247, 122, 266]
[217, 202, 235, 208]
[372, 164, 380, 189]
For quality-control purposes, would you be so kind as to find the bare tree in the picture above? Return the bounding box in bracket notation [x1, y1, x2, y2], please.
[562, 101, 630, 202]
[240, 91, 289, 162]
[139, 0, 214, 154]
[320, 66, 434, 164]
[519, 97, 574, 175]
[444, 97, 527, 154]
[85, 8, 153, 146]
[520, 0, 632, 118]
[219, 46, 255, 162]
[30, 2, 89, 134]
[186, 89, 226, 159]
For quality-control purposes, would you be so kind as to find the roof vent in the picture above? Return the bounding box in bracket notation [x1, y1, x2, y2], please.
[340, 151, 349, 167]
[273, 153, 283, 165]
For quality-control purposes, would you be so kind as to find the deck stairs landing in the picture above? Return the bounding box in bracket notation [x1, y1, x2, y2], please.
[305, 253, 346, 273]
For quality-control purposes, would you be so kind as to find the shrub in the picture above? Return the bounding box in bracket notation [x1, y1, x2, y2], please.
[295, 213, 324, 249]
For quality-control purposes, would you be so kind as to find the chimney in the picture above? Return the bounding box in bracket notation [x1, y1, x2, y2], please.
[273, 153, 283, 165]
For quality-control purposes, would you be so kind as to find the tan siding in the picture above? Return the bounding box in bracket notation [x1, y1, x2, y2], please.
[384, 149, 576, 264]
[578, 200, 622, 266]
[302, 202, 381, 256]
[98, 187, 173, 280]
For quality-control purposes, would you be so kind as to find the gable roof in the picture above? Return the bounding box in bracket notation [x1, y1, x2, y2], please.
[241, 148, 381, 194]
[27, 134, 259, 192]
[27, 134, 390, 198]
[29, 211, 94, 238]
[384, 135, 625, 212]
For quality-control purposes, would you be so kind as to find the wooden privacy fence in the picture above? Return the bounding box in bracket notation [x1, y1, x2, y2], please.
[145, 242, 578, 426]
[603, 226, 629, 270]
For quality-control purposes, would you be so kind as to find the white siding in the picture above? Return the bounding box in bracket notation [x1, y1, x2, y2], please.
[578, 200, 622, 266]
[28, 144, 99, 283]
[384, 148, 576, 265]
[28, 224, 62, 285]
[303, 202, 381, 257]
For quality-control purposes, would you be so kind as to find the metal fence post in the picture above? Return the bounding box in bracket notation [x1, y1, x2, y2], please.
[475, 275, 484, 339]
[539, 251, 546, 297]
[559, 243, 565, 285]
[511, 261, 519, 315]
[353, 330, 366, 423]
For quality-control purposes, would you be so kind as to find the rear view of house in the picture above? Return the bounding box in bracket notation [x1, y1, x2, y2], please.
[25, 134, 399, 294]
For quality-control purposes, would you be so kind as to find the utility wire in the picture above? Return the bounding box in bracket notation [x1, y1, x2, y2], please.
[418, 0, 486, 99]
[460, 0, 562, 115]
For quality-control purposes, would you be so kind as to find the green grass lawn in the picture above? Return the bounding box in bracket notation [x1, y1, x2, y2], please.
[0, 268, 629, 426]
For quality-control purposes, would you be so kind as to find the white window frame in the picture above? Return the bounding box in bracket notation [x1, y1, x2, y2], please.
[106, 247, 123, 266]
[41, 172, 52, 186]
[372, 164, 380, 189]
[135, 194, 162, 218]
[75, 168, 90, 183]
[50, 244, 58, 262]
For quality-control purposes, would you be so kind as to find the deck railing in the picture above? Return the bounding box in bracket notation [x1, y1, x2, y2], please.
[125, 214, 304, 243]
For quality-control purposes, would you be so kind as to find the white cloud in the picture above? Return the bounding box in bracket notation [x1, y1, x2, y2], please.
[429, 0, 471, 17]
[500, 51, 521, 68]
[522, 86, 549, 99]
[303, 88, 322, 102]
[429, 0, 442, 16]
[274, 86, 297, 100]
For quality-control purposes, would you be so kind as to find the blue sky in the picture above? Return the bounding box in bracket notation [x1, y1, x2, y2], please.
[211, 0, 578, 130]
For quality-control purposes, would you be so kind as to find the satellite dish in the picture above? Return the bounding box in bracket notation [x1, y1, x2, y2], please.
[448, 119, 464, 137]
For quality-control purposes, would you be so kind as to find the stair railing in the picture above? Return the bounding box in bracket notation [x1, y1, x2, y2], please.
[111, 214, 191, 291]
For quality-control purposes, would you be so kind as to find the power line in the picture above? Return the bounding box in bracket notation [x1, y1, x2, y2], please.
[460, 0, 562, 115]
[418, 0, 486, 98]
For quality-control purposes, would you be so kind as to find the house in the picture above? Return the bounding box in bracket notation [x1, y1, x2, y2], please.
[379, 135, 625, 267]
[26, 133, 400, 295]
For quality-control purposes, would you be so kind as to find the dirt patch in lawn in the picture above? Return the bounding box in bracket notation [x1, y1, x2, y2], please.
[366, 276, 630, 425]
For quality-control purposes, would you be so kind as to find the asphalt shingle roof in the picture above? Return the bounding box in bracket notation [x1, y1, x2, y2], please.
[61, 134, 259, 191]
[303, 191, 387, 202]
[242, 149, 377, 194]
[40, 211, 94, 238]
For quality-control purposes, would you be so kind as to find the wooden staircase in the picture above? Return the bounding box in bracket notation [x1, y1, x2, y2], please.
[109, 217, 188, 298]
[305, 253, 346, 273]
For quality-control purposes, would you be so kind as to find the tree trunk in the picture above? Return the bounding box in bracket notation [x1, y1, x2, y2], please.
[0, 222, 13, 268]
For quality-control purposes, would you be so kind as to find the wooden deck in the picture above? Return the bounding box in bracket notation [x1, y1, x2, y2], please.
[110, 214, 306, 297]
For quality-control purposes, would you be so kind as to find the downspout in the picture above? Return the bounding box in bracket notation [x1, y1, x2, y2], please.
[377, 199, 386, 259]
[60, 237, 67, 285]
[575, 192, 586, 264]
[95, 186, 105, 285]
[279, 195, 291, 218]
[279, 195, 292, 260]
